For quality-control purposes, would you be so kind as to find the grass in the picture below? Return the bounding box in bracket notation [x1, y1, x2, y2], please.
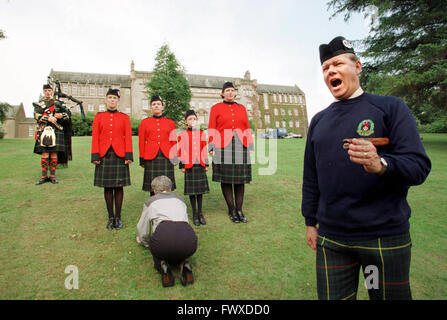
[0, 134, 446, 300]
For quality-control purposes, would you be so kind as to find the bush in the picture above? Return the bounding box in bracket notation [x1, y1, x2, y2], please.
[71, 112, 141, 136]
[420, 117, 447, 133]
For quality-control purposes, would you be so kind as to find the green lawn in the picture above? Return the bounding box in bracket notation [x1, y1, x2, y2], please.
[0, 134, 446, 300]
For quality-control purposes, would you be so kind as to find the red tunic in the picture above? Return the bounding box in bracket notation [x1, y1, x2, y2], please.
[178, 129, 209, 169]
[91, 110, 133, 161]
[138, 116, 178, 163]
[208, 101, 253, 150]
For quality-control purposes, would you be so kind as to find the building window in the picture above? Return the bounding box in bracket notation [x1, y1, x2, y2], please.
[294, 108, 299, 116]
[88, 104, 94, 112]
[81, 86, 87, 96]
[263, 93, 269, 109]
[295, 121, 300, 128]
[63, 84, 68, 93]
[273, 94, 277, 103]
[142, 99, 149, 110]
[288, 109, 292, 116]
[99, 104, 105, 112]
[299, 96, 304, 104]
[280, 108, 285, 116]
[99, 87, 104, 96]
[264, 115, 270, 124]
[294, 95, 298, 103]
[281, 121, 286, 128]
[279, 94, 282, 103]
[274, 108, 278, 116]
[72, 85, 77, 95]
[28, 125, 34, 137]
[125, 89, 130, 95]
[125, 107, 131, 114]
[289, 121, 294, 128]
[284, 95, 288, 103]
[90, 86, 96, 96]
[275, 121, 280, 128]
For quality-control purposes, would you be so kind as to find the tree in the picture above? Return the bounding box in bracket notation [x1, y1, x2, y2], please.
[0, 102, 11, 123]
[327, 0, 447, 124]
[0, 29, 5, 40]
[0, 102, 12, 139]
[145, 44, 192, 124]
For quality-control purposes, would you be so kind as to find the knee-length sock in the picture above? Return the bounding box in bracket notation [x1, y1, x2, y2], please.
[41, 157, 49, 178]
[104, 187, 114, 219]
[189, 195, 197, 214]
[114, 187, 123, 219]
[197, 194, 203, 213]
[234, 184, 245, 210]
[220, 183, 234, 211]
[49, 157, 57, 178]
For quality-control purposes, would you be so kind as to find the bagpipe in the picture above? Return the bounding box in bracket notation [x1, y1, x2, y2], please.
[48, 76, 86, 122]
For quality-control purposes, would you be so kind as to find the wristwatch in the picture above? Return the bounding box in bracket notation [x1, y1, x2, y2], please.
[377, 157, 388, 175]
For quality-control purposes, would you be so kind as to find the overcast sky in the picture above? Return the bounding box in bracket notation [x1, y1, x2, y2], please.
[0, 0, 370, 120]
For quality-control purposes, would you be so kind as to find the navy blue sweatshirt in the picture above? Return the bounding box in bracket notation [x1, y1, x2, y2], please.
[301, 92, 431, 240]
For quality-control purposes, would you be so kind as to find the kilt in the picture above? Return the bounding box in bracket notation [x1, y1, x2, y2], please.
[94, 148, 131, 188]
[143, 150, 176, 192]
[212, 135, 251, 184]
[33, 128, 65, 154]
[149, 221, 198, 268]
[184, 164, 210, 195]
[316, 232, 412, 300]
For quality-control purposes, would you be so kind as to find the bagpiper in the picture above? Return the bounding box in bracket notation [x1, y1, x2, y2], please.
[33, 84, 71, 185]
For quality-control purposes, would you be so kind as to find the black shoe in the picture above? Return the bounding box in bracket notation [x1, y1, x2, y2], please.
[236, 210, 247, 223]
[228, 208, 240, 223]
[180, 261, 194, 286]
[160, 261, 175, 287]
[49, 177, 58, 184]
[192, 211, 200, 226]
[114, 217, 123, 230]
[36, 178, 48, 185]
[106, 218, 115, 230]
[198, 212, 206, 225]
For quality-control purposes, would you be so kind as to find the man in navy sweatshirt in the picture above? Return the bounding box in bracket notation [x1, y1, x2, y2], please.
[301, 36, 431, 300]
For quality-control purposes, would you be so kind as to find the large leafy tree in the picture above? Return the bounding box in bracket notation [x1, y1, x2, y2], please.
[328, 0, 447, 124]
[146, 44, 192, 124]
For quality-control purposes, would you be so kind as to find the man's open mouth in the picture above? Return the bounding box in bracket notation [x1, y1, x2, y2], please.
[331, 79, 342, 88]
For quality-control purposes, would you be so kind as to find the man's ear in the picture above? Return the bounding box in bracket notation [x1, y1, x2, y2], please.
[356, 60, 363, 75]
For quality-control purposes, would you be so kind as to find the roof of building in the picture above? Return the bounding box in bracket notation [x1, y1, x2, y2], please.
[49, 70, 305, 95]
[5, 104, 22, 118]
[50, 70, 131, 87]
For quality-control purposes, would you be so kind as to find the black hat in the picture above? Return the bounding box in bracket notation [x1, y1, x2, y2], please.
[106, 88, 120, 98]
[185, 109, 197, 120]
[222, 81, 235, 92]
[150, 95, 163, 104]
[43, 84, 52, 90]
[319, 36, 355, 64]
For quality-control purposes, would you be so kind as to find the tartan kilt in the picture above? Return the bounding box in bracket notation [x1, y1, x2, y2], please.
[33, 128, 65, 154]
[94, 148, 131, 188]
[184, 164, 210, 195]
[212, 136, 252, 184]
[142, 151, 176, 192]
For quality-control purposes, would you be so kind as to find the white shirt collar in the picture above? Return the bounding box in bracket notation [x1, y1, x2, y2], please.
[334, 87, 364, 102]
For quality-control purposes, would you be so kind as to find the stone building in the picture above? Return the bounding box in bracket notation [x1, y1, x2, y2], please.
[1, 103, 35, 138]
[49, 61, 308, 136]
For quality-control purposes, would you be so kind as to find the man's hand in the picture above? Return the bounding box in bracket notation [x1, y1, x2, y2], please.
[48, 116, 58, 124]
[125, 160, 133, 165]
[54, 113, 63, 119]
[306, 226, 318, 251]
[92, 160, 100, 165]
[347, 138, 383, 174]
[181, 168, 186, 173]
[209, 150, 215, 157]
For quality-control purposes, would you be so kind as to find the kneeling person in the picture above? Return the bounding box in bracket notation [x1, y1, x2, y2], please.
[137, 175, 198, 287]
